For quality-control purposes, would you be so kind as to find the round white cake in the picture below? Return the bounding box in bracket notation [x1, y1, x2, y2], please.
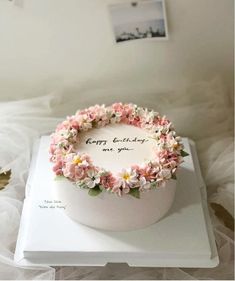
[50, 103, 186, 231]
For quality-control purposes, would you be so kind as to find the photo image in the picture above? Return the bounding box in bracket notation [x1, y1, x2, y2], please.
[108, 0, 168, 43]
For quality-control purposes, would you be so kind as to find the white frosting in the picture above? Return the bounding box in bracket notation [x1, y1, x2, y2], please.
[77, 123, 155, 174]
[53, 179, 176, 231]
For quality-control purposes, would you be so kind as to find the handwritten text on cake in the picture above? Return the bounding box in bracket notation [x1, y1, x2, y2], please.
[85, 137, 149, 153]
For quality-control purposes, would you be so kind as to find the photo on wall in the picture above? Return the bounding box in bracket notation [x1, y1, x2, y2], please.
[108, 0, 168, 43]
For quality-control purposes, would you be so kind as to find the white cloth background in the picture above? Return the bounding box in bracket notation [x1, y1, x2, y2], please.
[0, 77, 233, 280]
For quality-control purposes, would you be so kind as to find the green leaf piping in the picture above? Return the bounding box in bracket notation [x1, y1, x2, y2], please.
[88, 185, 102, 197]
[129, 187, 140, 199]
[180, 150, 189, 157]
[54, 175, 66, 181]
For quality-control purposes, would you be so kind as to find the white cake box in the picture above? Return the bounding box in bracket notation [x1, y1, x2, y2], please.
[14, 137, 219, 268]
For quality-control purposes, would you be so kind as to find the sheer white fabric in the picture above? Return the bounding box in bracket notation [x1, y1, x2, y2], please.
[0, 77, 233, 280]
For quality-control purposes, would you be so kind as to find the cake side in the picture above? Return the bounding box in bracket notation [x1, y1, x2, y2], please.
[52, 177, 177, 231]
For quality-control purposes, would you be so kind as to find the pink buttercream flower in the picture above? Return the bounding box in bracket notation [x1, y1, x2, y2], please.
[156, 116, 171, 126]
[90, 105, 108, 124]
[62, 162, 74, 179]
[62, 153, 92, 180]
[50, 145, 67, 165]
[112, 103, 134, 123]
[52, 161, 63, 176]
[49, 143, 56, 157]
[155, 150, 171, 164]
[156, 150, 181, 168]
[70, 120, 80, 130]
[112, 102, 124, 112]
[111, 185, 122, 197]
[134, 163, 159, 181]
[141, 115, 154, 130]
[129, 115, 141, 127]
[63, 162, 90, 181]
[100, 172, 116, 190]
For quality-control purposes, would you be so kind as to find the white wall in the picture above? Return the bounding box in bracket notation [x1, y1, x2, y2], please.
[0, 0, 233, 100]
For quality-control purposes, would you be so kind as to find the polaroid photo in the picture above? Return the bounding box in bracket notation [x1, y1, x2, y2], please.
[108, 0, 168, 43]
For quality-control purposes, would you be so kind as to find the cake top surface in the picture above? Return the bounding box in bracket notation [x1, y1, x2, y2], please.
[77, 123, 155, 174]
[49, 103, 188, 198]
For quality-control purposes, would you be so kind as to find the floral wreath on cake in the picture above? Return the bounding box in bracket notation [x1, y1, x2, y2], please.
[49, 103, 188, 198]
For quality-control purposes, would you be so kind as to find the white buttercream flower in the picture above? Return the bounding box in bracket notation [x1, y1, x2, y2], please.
[77, 114, 92, 131]
[115, 168, 138, 193]
[158, 169, 172, 181]
[72, 154, 89, 167]
[60, 129, 70, 139]
[118, 169, 138, 186]
[136, 107, 148, 118]
[167, 138, 180, 151]
[139, 177, 151, 190]
[109, 111, 122, 124]
[81, 121, 92, 131]
[83, 169, 101, 188]
[150, 130, 162, 142]
[93, 105, 109, 127]
[160, 123, 172, 134]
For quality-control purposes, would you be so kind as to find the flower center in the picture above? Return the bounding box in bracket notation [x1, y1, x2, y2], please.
[173, 143, 179, 149]
[143, 172, 150, 178]
[73, 156, 82, 165]
[123, 173, 130, 180]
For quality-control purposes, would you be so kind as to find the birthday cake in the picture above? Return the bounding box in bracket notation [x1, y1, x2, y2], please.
[49, 103, 187, 231]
